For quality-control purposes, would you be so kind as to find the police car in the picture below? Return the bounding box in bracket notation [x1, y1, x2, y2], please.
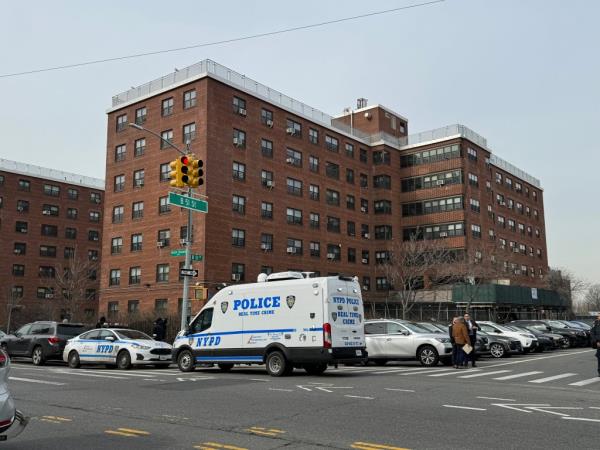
[63, 328, 172, 370]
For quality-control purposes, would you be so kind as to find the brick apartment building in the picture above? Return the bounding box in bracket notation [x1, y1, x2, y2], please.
[101, 59, 553, 321]
[0, 159, 104, 325]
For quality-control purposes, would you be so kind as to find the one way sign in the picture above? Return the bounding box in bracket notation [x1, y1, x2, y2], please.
[180, 268, 199, 277]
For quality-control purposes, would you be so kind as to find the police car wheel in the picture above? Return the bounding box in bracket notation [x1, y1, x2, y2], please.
[177, 349, 195, 372]
[217, 363, 233, 372]
[303, 363, 327, 375]
[68, 351, 81, 369]
[117, 351, 132, 370]
[266, 351, 288, 377]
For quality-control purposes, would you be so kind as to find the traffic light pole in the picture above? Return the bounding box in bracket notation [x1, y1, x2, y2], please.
[180, 186, 193, 330]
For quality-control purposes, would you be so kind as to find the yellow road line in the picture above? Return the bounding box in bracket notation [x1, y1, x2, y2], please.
[352, 442, 410, 450]
[248, 426, 285, 434]
[117, 427, 151, 435]
[193, 447, 216, 450]
[40, 418, 61, 424]
[247, 429, 277, 437]
[43, 416, 72, 422]
[202, 443, 248, 450]
[105, 430, 139, 437]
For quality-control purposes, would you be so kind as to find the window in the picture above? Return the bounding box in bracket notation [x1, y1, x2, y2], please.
[534, 209, 539, 220]
[184, 89, 197, 109]
[508, 219, 516, 231]
[261, 139, 273, 158]
[180, 122, 197, 143]
[67, 188, 78, 200]
[403, 222, 465, 240]
[159, 163, 170, 182]
[325, 162, 339, 179]
[326, 244, 341, 261]
[0, 175, 3, 185]
[133, 169, 145, 188]
[232, 162, 246, 181]
[327, 216, 340, 233]
[287, 208, 302, 225]
[470, 198, 480, 213]
[261, 201, 273, 219]
[374, 200, 392, 214]
[258, 233, 273, 252]
[157, 229, 170, 247]
[359, 148, 368, 163]
[115, 144, 126, 162]
[533, 190, 538, 201]
[516, 202, 524, 214]
[310, 241, 320, 257]
[286, 119, 301, 137]
[153, 299, 168, 314]
[373, 175, 391, 189]
[309, 184, 320, 201]
[39, 266, 55, 278]
[488, 229, 496, 241]
[468, 173, 479, 187]
[135, 106, 147, 125]
[347, 247, 356, 263]
[326, 189, 340, 206]
[41, 224, 57, 236]
[261, 170, 273, 187]
[233, 128, 246, 147]
[362, 276, 371, 291]
[345, 143, 354, 158]
[286, 148, 302, 167]
[15, 221, 28, 233]
[134, 138, 145, 156]
[12, 264, 25, 276]
[361, 224, 370, 239]
[506, 177, 513, 189]
[309, 155, 319, 173]
[518, 223, 525, 234]
[497, 215, 505, 228]
[467, 147, 477, 161]
[309, 128, 319, 144]
[91, 192, 102, 204]
[507, 198, 514, 209]
[310, 212, 320, 229]
[401, 197, 463, 216]
[232, 263, 245, 281]
[400, 144, 460, 167]
[132, 201, 144, 219]
[129, 267, 141, 285]
[111, 237, 123, 254]
[232, 195, 245, 214]
[116, 114, 127, 131]
[376, 277, 390, 291]
[40, 245, 57, 257]
[471, 224, 482, 238]
[232, 96, 246, 115]
[18, 179, 30, 191]
[160, 129, 173, 149]
[375, 251, 390, 265]
[286, 238, 303, 255]
[374, 225, 392, 240]
[162, 97, 174, 116]
[37, 287, 53, 299]
[346, 194, 355, 210]
[65, 227, 77, 239]
[515, 182, 523, 193]
[347, 221, 356, 237]
[89, 211, 100, 222]
[232, 229, 245, 247]
[156, 264, 170, 282]
[88, 230, 100, 242]
[373, 151, 390, 165]
[114, 174, 125, 192]
[159, 196, 170, 214]
[287, 178, 302, 196]
[16, 200, 29, 213]
[401, 170, 462, 192]
[325, 135, 339, 152]
[131, 233, 143, 251]
[44, 184, 60, 197]
[261, 108, 273, 126]
[112, 205, 124, 223]
[496, 172, 503, 184]
[14, 242, 26, 255]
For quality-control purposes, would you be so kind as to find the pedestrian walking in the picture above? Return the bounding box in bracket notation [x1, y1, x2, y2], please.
[463, 313, 479, 367]
[153, 317, 167, 341]
[451, 317, 470, 369]
[591, 313, 600, 377]
[95, 316, 106, 329]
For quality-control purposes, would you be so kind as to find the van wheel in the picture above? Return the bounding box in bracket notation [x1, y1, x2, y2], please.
[304, 363, 328, 375]
[117, 351, 132, 370]
[177, 349, 195, 372]
[32, 346, 46, 366]
[68, 351, 81, 369]
[266, 351, 288, 377]
[217, 363, 233, 372]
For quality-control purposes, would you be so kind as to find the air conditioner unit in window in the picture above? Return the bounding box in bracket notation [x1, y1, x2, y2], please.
[265, 180, 274, 188]
[20, 229, 27, 233]
[91, 256, 98, 261]
[266, 119, 274, 128]
[360, 207, 367, 213]
[513, 248, 519, 253]
[362, 285, 369, 290]
[45, 293, 54, 299]
[514, 270, 521, 275]
[361, 258, 368, 264]
[17, 206, 24, 212]
[260, 243, 270, 251]
[363, 233, 370, 239]
[92, 237, 99, 241]
[327, 253, 335, 260]
[286, 127, 295, 135]
[13, 249, 21, 254]
[286, 247, 296, 254]
[436, 180, 445, 186]
[238, 108, 247, 116]
[156, 241, 164, 248]
[499, 201, 506, 206]
[286, 157, 294, 164]
[42, 210, 51, 215]
[231, 273, 241, 281]
[94, 198, 101, 204]
[439, 232, 448, 238]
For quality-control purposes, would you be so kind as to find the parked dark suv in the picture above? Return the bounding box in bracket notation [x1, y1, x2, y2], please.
[509, 320, 587, 348]
[0, 322, 88, 365]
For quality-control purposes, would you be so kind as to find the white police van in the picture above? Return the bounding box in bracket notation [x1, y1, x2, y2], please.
[172, 272, 367, 376]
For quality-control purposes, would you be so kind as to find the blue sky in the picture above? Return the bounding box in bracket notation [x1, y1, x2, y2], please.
[1, 0, 598, 285]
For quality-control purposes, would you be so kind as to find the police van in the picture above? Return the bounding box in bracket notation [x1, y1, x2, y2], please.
[172, 272, 367, 376]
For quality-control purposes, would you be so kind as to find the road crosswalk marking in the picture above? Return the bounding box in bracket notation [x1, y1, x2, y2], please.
[568, 378, 600, 387]
[427, 369, 480, 377]
[493, 371, 543, 380]
[529, 373, 578, 383]
[458, 370, 511, 379]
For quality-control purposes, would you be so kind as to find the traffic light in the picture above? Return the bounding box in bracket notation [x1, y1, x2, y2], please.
[187, 158, 204, 187]
[169, 156, 188, 188]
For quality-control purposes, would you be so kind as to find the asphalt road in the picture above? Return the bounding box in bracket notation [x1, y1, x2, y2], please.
[4, 348, 600, 450]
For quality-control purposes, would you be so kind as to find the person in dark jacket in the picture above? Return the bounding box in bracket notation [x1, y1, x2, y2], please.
[451, 317, 470, 368]
[591, 313, 600, 377]
[95, 316, 106, 329]
[463, 313, 479, 367]
[153, 318, 167, 341]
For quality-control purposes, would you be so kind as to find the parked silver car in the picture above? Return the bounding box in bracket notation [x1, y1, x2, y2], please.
[364, 320, 453, 366]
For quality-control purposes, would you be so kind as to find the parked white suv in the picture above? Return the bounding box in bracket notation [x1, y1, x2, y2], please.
[478, 321, 538, 353]
[364, 320, 453, 366]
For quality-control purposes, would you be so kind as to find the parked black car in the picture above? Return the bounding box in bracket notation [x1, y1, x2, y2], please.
[513, 324, 567, 350]
[509, 320, 587, 348]
[477, 330, 522, 358]
[0, 322, 88, 365]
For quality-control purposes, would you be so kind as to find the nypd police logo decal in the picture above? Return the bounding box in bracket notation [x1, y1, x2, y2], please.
[221, 301, 228, 313]
[286, 295, 295, 309]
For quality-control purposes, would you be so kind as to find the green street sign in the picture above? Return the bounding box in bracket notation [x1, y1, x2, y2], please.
[170, 249, 186, 257]
[191, 254, 204, 262]
[168, 192, 208, 213]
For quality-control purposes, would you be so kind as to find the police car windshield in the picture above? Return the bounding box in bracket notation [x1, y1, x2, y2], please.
[115, 330, 153, 340]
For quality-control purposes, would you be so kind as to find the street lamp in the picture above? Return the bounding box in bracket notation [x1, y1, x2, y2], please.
[129, 122, 195, 331]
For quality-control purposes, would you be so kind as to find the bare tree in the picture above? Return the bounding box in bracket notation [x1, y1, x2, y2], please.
[44, 249, 99, 322]
[584, 284, 600, 312]
[547, 268, 589, 317]
[3, 286, 24, 333]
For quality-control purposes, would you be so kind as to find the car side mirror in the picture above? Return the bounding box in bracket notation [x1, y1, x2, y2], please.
[401, 330, 410, 336]
[14, 333, 21, 338]
[546, 327, 552, 331]
[105, 336, 115, 342]
[495, 330, 502, 333]
[184, 325, 191, 336]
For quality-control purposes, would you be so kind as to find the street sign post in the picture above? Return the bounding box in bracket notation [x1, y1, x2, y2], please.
[168, 192, 208, 213]
[170, 249, 186, 257]
[180, 268, 199, 277]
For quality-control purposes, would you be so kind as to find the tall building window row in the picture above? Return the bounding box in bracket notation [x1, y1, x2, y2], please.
[400, 144, 460, 167]
[403, 222, 465, 241]
[401, 169, 462, 192]
[402, 196, 463, 217]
